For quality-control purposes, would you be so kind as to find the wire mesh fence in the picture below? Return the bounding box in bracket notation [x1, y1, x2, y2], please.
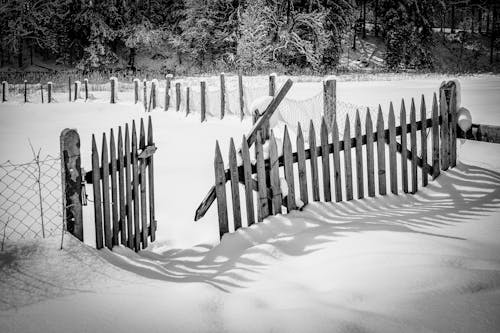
[0, 155, 62, 242]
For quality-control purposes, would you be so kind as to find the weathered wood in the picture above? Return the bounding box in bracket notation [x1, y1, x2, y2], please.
[151, 80, 156, 110]
[117, 127, 127, 245]
[344, 115, 353, 201]
[124, 125, 134, 249]
[400, 100, 408, 193]
[139, 120, 148, 248]
[296, 123, 308, 206]
[138, 145, 157, 159]
[134, 79, 139, 104]
[388, 103, 398, 195]
[269, 132, 282, 214]
[165, 75, 171, 110]
[68, 77, 71, 102]
[269, 74, 276, 97]
[440, 89, 450, 171]
[74, 82, 78, 101]
[147, 116, 156, 241]
[355, 110, 364, 199]
[220, 73, 226, 119]
[241, 135, 255, 226]
[365, 110, 375, 197]
[238, 73, 244, 120]
[320, 118, 331, 202]
[143, 80, 147, 111]
[420, 95, 428, 186]
[214, 142, 229, 238]
[431, 93, 440, 180]
[186, 87, 190, 116]
[283, 126, 296, 211]
[201, 81, 207, 122]
[60, 129, 83, 241]
[131, 121, 141, 251]
[24, 80, 27, 103]
[410, 99, 418, 194]
[309, 121, 320, 201]
[84, 79, 88, 101]
[48, 82, 52, 103]
[1, 81, 6, 102]
[110, 79, 115, 104]
[101, 133, 112, 250]
[175, 82, 181, 112]
[91, 135, 103, 249]
[449, 83, 458, 167]
[40, 83, 44, 103]
[376, 106, 387, 195]
[110, 129, 119, 245]
[323, 79, 336, 131]
[255, 131, 269, 221]
[229, 139, 242, 230]
[332, 117, 342, 202]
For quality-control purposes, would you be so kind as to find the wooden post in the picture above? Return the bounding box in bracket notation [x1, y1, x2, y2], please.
[332, 117, 342, 202]
[344, 115, 353, 201]
[241, 135, 255, 226]
[449, 83, 458, 168]
[255, 131, 269, 221]
[376, 106, 387, 195]
[220, 73, 226, 119]
[201, 81, 207, 122]
[400, 100, 408, 193]
[283, 126, 297, 211]
[84, 79, 88, 101]
[68, 77, 71, 102]
[309, 121, 320, 202]
[151, 80, 156, 110]
[410, 99, 418, 194]
[165, 74, 172, 111]
[238, 73, 244, 120]
[40, 83, 44, 103]
[24, 80, 27, 103]
[355, 110, 364, 199]
[186, 86, 190, 116]
[431, 93, 440, 180]
[74, 82, 78, 101]
[110, 78, 115, 104]
[269, 74, 276, 96]
[388, 103, 398, 194]
[366, 110, 375, 197]
[228, 139, 241, 230]
[1, 81, 6, 102]
[296, 124, 308, 206]
[320, 118, 331, 202]
[323, 79, 336, 132]
[134, 79, 139, 104]
[91, 135, 103, 249]
[143, 80, 147, 111]
[60, 129, 84, 241]
[439, 87, 450, 171]
[214, 141, 229, 238]
[175, 82, 181, 111]
[48, 82, 52, 103]
[420, 95, 428, 186]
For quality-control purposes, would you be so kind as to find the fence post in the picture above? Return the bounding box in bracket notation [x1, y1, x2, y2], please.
[133, 79, 139, 104]
[24, 80, 27, 103]
[201, 81, 207, 122]
[40, 83, 44, 103]
[74, 82, 78, 101]
[110, 78, 115, 104]
[175, 82, 181, 111]
[269, 73, 276, 96]
[186, 86, 190, 116]
[68, 77, 72, 102]
[220, 73, 226, 119]
[143, 80, 147, 111]
[323, 79, 336, 132]
[60, 129, 84, 242]
[151, 80, 156, 110]
[48, 82, 52, 103]
[1, 81, 6, 102]
[238, 73, 244, 120]
[84, 79, 88, 101]
[165, 74, 172, 111]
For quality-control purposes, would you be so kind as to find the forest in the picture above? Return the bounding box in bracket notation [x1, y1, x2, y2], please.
[0, 0, 499, 74]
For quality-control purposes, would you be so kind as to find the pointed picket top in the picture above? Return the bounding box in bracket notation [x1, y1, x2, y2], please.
[215, 141, 223, 168]
[92, 134, 98, 154]
[309, 119, 317, 145]
[148, 115, 153, 144]
[132, 120, 137, 144]
[377, 105, 385, 131]
[321, 116, 328, 141]
[344, 113, 351, 139]
[297, 122, 304, 143]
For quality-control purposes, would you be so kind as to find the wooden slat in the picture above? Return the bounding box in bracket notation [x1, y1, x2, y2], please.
[440, 90, 450, 171]
[320, 118, 331, 202]
[449, 84, 457, 167]
[376, 106, 387, 195]
[165, 75, 171, 110]
[214, 142, 229, 238]
[255, 131, 269, 221]
[131, 121, 141, 251]
[420, 95, 428, 186]
[355, 110, 364, 199]
[388, 103, 398, 195]
[220, 73, 226, 119]
[269, 131, 282, 214]
[229, 138, 242, 230]
[309, 120, 320, 201]
[117, 127, 127, 245]
[91, 135, 103, 249]
[101, 133, 112, 250]
[283, 126, 296, 211]
[124, 125, 134, 249]
[175, 82, 181, 112]
[241, 135, 255, 226]
[147, 116, 156, 241]
[110, 129, 119, 245]
[400, 100, 408, 193]
[296, 123, 308, 206]
[332, 117, 342, 202]
[344, 115, 353, 201]
[201, 81, 206, 122]
[410, 99, 418, 194]
[431, 93, 440, 180]
[365, 110, 375, 197]
[238, 73, 244, 120]
[139, 119, 148, 248]
[143, 80, 147, 111]
[186, 87, 190, 116]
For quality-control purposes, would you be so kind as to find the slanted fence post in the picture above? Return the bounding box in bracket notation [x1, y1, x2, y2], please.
[24, 80, 27, 103]
[323, 79, 336, 132]
[60, 129, 84, 241]
[220, 73, 226, 119]
[201, 81, 207, 122]
[48, 82, 52, 103]
[238, 73, 244, 120]
[1, 81, 6, 102]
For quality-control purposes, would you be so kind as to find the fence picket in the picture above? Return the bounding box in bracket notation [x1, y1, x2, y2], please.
[241, 135, 255, 226]
[101, 133, 112, 250]
[92, 135, 104, 249]
[220, 73, 226, 119]
[229, 139, 242, 230]
[283, 126, 297, 211]
[201, 81, 206, 122]
[117, 127, 127, 245]
[410, 99, 418, 194]
[147, 117, 156, 241]
[432, 93, 440, 180]
[400, 100, 408, 193]
[269, 131, 282, 214]
[255, 131, 269, 221]
[239, 73, 244, 120]
[131, 121, 141, 251]
[110, 129, 119, 245]
[165, 75, 171, 110]
[355, 110, 364, 199]
[388, 103, 398, 195]
[332, 117, 342, 202]
[440, 90, 450, 171]
[320, 118, 331, 202]
[186, 87, 190, 116]
[420, 95, 428, 186]
[309, 121, 320, 201]
[296, 123, 308, 206]
[139, 120, 148, 248]
[344, 115, 353, 201]
[376, 106, 387, 195]
[214, 142, 229, 238]
[124, 125, 134, 249]
[365, 110, 375, 197]
[450, 84, 458, 167]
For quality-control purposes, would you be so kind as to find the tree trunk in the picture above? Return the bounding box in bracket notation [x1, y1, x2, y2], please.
[362, 0, 366, 38]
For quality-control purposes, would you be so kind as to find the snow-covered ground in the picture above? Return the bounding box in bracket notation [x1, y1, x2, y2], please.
[1, 74, 500, 332]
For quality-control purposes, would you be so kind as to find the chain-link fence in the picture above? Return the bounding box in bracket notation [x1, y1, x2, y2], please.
[0, 155, 62, 242]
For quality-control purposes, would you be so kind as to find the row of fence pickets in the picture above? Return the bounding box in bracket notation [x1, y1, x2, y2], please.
[213, 90, 458, 238]
[89, 116, 156, 252]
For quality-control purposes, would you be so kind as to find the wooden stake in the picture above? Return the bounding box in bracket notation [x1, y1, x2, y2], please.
[323, 79, 336, 131]
[220, 73, 226, 119]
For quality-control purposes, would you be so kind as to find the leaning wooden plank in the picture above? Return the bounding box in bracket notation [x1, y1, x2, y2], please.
[410, 99, 418, 194]
[309, 120, 320, 201]
[320, 118, 332, 202]
[296, 123, 308, 206]
[101, 133, 112, 250]
[124, 125, 134, 249]
[388, 103, 398, 195]
[117, 127, 127, 245]
[214, 142, 229, 238]
[440, 90, 450, 171]
[131, 121, 141, 252]
[110, 129, 119, 245]
[241, 135, 255, 226]
[147, 116, 156, 241]
[269, 131, 282, 214]
[432, 93, 440, 180]
[376, 106, 387, 195]
[229, 138, 242, 230]
[332, 117, 342, 202]
[139, 119, 148, 248]
[255, 131, 269, 221]
[355, 110, 364, 199]
[92, 135, 104, 249]
[283, 126, 297, 211]
[420, 95, 428, 186]
[344, 115, 353, 201]
[365, 110, 375, 197]
[400, 100, 408, 193]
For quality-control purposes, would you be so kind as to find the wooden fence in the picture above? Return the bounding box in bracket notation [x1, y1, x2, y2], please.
[207, 82, 459, 239]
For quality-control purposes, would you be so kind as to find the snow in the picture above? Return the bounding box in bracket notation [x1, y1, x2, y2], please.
[1, 74, 500, 332]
